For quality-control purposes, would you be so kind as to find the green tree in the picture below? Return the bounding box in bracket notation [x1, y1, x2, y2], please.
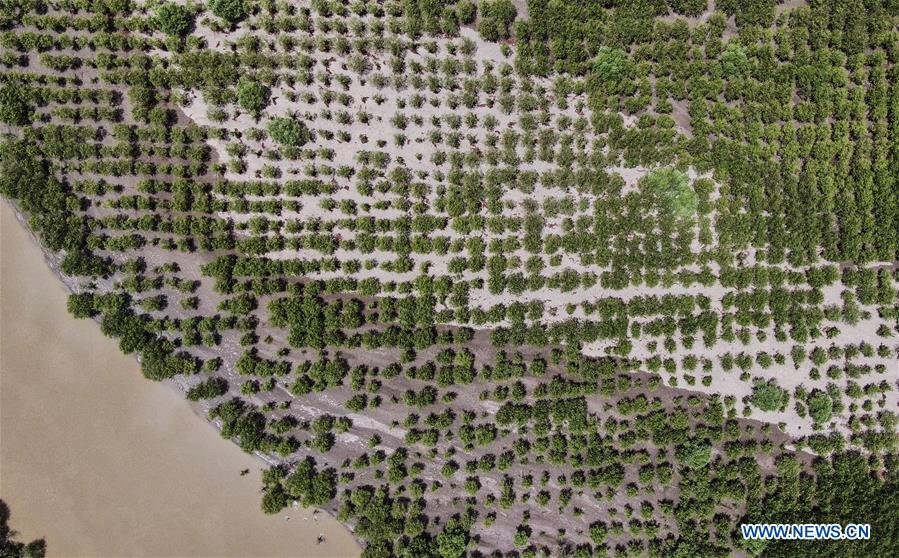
[750, 379, 788, 412]
[436, 521, 469, 558]
[456, 0, 476, 24]
[0, 82, 32, 125]
[676, 439, 712, 469]
[235, 77, 270, 115]
[479, 0, 516, 41]
[209, 0, 246, 24]
[642, 167, 697, 220]
[153, 3, 193, 37]
[67, 293, 96, 319]
[593, 47, 630, 83]
[267, 117, 311, 146]
[721, 42, 749, 77]
[807, 390, 833, 426]
[260, 485, 288, 514]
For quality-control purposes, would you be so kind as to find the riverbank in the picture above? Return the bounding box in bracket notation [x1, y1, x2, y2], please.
[0, 202, 361, 557]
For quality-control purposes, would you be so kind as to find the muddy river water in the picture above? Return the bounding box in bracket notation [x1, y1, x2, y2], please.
[0, 202, 360, 557]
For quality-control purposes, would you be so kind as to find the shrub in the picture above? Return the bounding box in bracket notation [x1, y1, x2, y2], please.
[153, 3, 193, 37]
[676, 439, 713, 469]
[479, 0, 516, 41]
[750, 379, 788, 412]
[642, 167, 697, 220]
[0, 82, 31, 125]
[593, 47, 631, 83]
[589, 520, 608, 544]
[267, 117, 311, 146]
[209, 0, 246, 24]
[235, 77, 270, 115]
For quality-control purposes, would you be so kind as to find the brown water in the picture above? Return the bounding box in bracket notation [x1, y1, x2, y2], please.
[0, 203, 360, 558]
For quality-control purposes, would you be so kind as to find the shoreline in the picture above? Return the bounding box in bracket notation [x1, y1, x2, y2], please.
[0, 200, 361, 556]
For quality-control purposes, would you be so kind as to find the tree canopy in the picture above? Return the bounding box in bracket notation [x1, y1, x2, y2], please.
[209, 0, 246, 24]
[153, 3, 193, 37]
[592, 47, 630, 83]
[0, 82, 32, 125]
[478, 0, 516, 41]
[235, 77, 270, 115]
[642, 167, 697, 220]
[751, 379, 789, 412]
[267, 117, 311, 147]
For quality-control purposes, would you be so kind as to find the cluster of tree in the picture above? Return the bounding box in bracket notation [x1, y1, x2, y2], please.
[290, 354, 351, 395]
[495, 396, 589, 432]
[209, 397, 297, 456]
[186, 377, 228, 401]
[397, 0, 473, 37]
[0, 139, 108, 276]
[0, 80, 32, 125]
[152, 3, 194, 37]
[478, 0, 516, 41]
[2, 1, 897, 555]
[744, 451, 899, 557]
[259, 457, 338, 514]
[71, 291, 198, 381]
[334, 481, 472, 558]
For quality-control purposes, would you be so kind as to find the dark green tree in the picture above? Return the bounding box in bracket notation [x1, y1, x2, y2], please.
[267, 117, 311, 146]
[153, 3, 193, 37]
[0, 82, 32, 125]
[478, 0, 516, 41]
[750, 379, 789, 412]
[235, 77, 270, 115]
[67, 293, 96, 319]
[209, 0, 246, 24]
[592, 47, 631, 83]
